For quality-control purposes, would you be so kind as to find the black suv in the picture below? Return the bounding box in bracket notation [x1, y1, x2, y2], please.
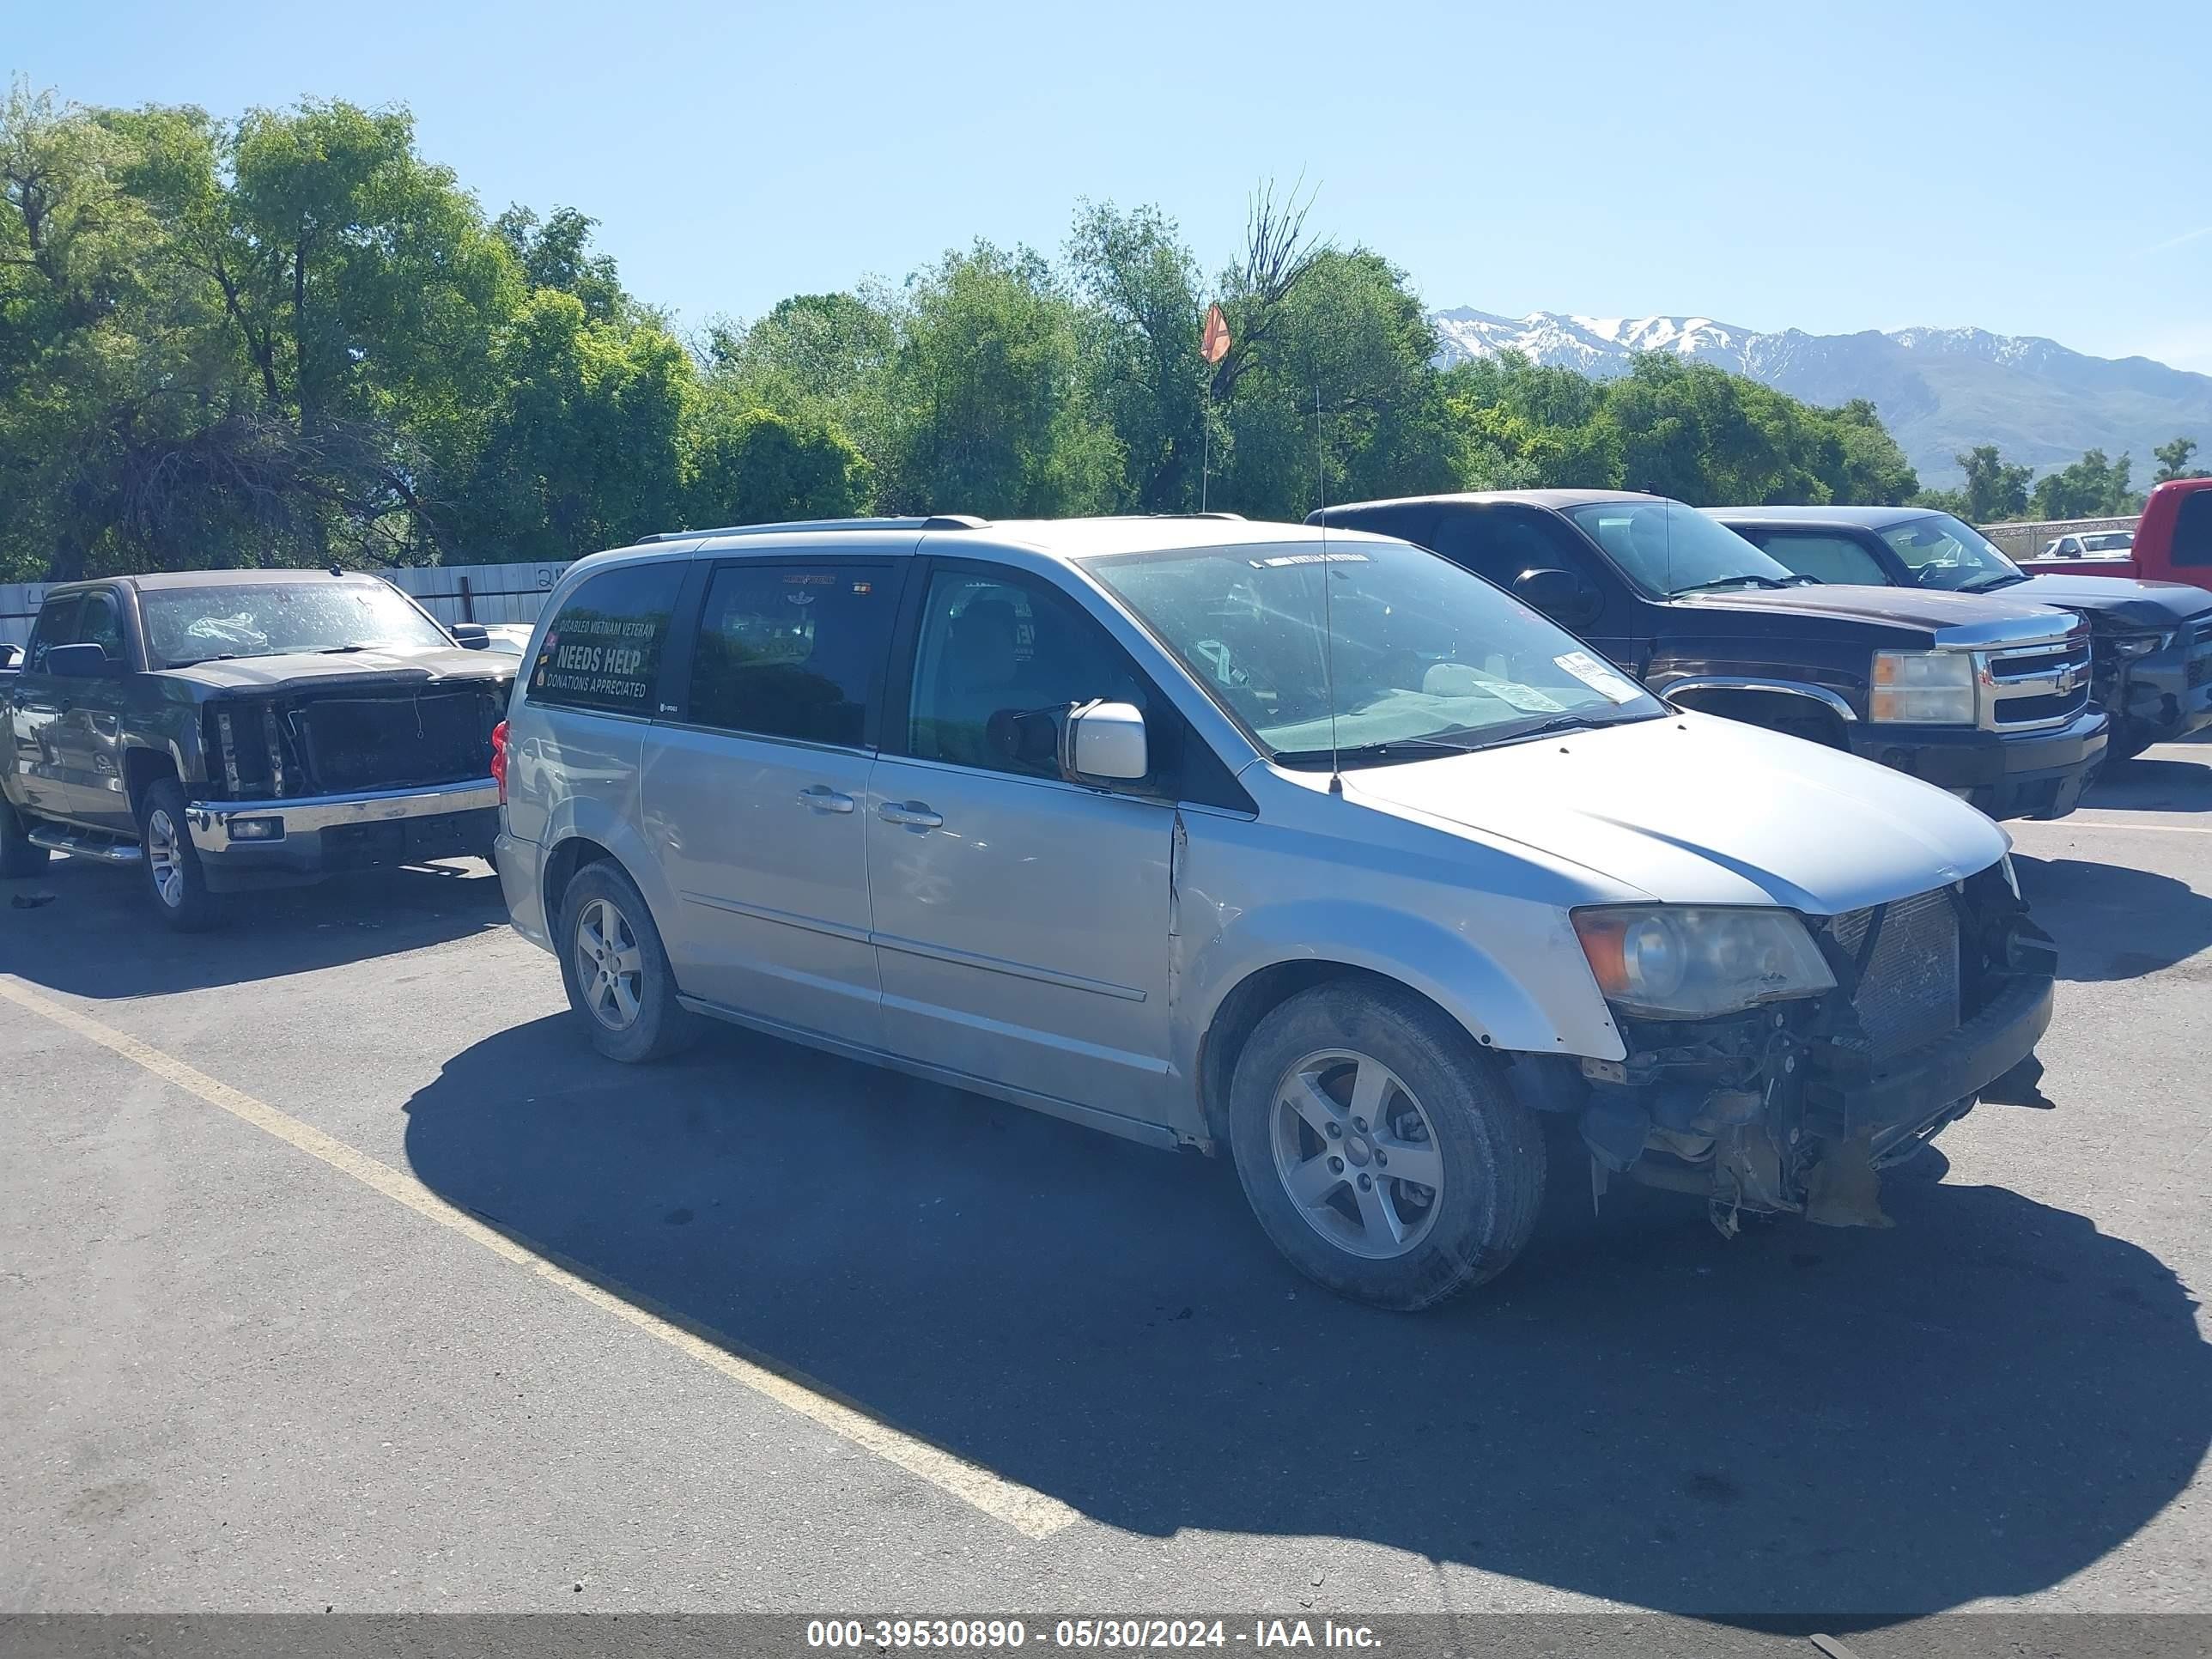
[1310, 490, 2108, 821]
[1707, 504, 2212, 762]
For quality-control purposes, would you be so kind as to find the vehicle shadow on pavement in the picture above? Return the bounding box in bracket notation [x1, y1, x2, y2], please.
[403, 1015, 2211, 1624]
[2012, 853, 2212, 982]
[2087, 753, 2211, 811]
[0, 857, 507, 998]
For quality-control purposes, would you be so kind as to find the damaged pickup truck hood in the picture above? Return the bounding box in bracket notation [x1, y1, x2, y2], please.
[2008, 574, 2212, 629]
[1340, 710, 2008, 916]
[168, 646, 514, 697]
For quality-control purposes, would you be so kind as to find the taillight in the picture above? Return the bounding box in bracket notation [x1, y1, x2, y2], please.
[490, 720, 508, 804]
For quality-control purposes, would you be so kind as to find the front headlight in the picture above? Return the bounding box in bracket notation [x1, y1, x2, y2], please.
[2110, 631, 2174, 659]
[1573, 906, 1837, 1020]
[1870, 649, 1978, 724]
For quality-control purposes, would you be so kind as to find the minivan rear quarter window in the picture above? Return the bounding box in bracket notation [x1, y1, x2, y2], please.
[686, 562, 894, 746]
[528, 563, 685, 716]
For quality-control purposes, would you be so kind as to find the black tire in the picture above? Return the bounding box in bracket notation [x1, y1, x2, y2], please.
[556, 860, 699, 1063]
[2106, 730, 2150, 765]
[1226, 981, 1547, 1311]
[0, 796, 51, 878]
[138, 778, 223, 932]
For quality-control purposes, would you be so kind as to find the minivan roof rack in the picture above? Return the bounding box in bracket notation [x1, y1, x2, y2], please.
[637, 515, 985, 544]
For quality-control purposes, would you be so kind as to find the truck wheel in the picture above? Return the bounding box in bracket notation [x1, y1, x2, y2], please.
[1, 796, 52, 878]
[138, 779, 223, 932]
[556, 861, 699, 1063]
[1227, 981, 1547, 1310]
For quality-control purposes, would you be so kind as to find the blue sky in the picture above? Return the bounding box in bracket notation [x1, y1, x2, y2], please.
[15, 0, 2209, 370]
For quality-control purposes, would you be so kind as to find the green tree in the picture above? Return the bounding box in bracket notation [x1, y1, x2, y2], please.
[1066, 199, 1208, 512]
[685, 398, 870, 527]
[1949, 445, 2033, 522]
[454, 287, 692, 560]
[876, 241, 1121, 517]
[703, 289, 896, 480]
[2153, 435, 2204, 483]
[494, 204, 627, 324]
[2029, 448, 2140, 520]
[1209, 247, 1456, 517]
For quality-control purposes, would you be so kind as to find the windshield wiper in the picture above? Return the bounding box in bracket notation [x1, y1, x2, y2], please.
[1960, 572, 2027, 592]
[317, 644, 369, 654]
[1672, 574, 1789, 594]
[1273, 735, 1481, 769]
[167, 653, 240, 667]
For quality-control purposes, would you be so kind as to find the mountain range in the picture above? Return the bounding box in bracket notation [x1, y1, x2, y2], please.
[1428, 309, 2212, 490]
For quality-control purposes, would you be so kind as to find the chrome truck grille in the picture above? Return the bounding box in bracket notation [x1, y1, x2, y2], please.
[1826, 888, 1961, 1059]
[1985, 633, 2092, 729]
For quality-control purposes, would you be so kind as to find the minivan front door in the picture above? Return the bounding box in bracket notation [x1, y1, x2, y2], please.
[866, 564, 1174, 1126]
[642, 557, 899, 1051]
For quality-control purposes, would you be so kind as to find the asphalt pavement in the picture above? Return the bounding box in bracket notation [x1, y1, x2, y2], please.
[3, 744, 2207, 1625]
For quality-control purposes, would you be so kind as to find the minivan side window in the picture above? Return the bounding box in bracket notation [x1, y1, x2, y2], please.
[686, 562, 894, 747]
[526, 563, 684, 717]
[905, 568, 1151, 782]
[24, 596, 81, 674]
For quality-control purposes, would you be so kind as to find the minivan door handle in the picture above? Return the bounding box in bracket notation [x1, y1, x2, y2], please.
[878, 800, 943, 829]
[797, 785, 856, 814]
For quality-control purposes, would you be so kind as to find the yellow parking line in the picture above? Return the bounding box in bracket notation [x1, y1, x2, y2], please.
[0, 975, 1079, 1541]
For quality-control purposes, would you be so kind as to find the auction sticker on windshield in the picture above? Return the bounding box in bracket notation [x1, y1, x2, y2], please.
[1554, 651, 1644, 703]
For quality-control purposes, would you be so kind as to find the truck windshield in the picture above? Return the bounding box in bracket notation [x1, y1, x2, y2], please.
[1085, 538, 1665, 765]
[2079, 531, 2135, 555]
[1881, 513, 2027, 592]
[1560, 499, 1801, 596]
[143, 583, 452, 667]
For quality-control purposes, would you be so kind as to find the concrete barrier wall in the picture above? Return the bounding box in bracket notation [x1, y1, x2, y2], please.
[0, 560, 576, 648]
[1980, 515, 2136, 562]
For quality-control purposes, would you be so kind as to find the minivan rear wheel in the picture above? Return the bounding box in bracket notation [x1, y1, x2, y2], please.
[556, 862, 699, 1063]
[1227, 981, 1546, 1310]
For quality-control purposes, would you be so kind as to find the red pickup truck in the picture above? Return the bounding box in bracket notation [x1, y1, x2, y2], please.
[2020, 477, 2212, 594]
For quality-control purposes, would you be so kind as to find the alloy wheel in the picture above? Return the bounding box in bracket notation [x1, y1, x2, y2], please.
[1269, 1048, 1445, 1260]
[574, 896, 645, 1030]
[146, 808, 185, 909]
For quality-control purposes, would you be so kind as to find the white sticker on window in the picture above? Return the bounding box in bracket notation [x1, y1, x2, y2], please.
[1486, 682, 1568, 713]
[1553, 651, 1643, 704]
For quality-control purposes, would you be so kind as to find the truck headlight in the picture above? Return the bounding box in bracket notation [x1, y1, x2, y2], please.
[1870, 649, 1978, 724]
[2109, 631, 2173, 658]
[1573, 906, 1837, 1020]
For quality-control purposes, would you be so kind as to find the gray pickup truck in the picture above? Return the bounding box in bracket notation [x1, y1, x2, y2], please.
[2, 569, 514, 929]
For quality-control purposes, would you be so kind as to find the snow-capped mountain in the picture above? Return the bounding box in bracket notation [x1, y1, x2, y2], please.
[1432, 308, 1758, 375]
[1428, 309, 2212, 488]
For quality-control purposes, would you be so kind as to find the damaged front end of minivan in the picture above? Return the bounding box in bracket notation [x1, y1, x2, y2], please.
[1533, 858, 2057, 1234]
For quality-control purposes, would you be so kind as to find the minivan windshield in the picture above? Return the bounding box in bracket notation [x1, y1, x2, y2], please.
[1085, 538, 1666, 765]
[1561, 499, 1803, 597]
[143, 582, 453, 667]
[1881, 513, 2028, 592]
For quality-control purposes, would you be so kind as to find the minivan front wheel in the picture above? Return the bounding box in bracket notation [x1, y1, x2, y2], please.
[556, 862, 699, 1063]
[1228, 982, 1546, 1310]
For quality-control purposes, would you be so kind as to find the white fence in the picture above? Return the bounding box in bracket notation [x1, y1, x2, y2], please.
[0, 560, 575, 649]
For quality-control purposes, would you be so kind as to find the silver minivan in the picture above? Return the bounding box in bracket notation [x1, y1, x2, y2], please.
[492, 515, 2057, 1310]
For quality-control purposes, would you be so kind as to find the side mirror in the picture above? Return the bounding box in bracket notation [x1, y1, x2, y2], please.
[450, 623, 490, 649]
[46, 642, 120, 679]
[1061, 700, 1149, 783]
[1512, 567, 1601, 626]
